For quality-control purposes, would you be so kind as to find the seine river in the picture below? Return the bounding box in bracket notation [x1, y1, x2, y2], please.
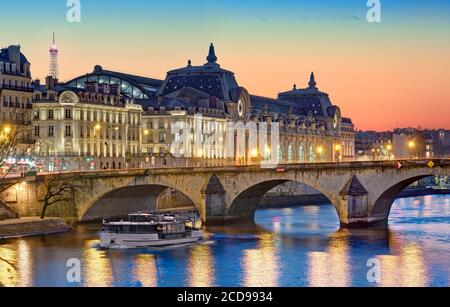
[1, 194, 450, 287]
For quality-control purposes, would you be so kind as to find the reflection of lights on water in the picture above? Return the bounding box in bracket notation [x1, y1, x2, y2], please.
[83, 240, 113, 287]
[133, 254, 157, 287]
[378, 244, 428, 287]
[0, 244, 17, 287]
[0, 240, 33, 287]
[243, 233, 279, 287]
[401, 244, 428, 287]
[379, 255, 401, 287]
[17, 240, 33, 287]
[272, 220, 282, 233]
[307, 231, 350, 287]
[423, 195, 433, 207]
[328, 234, 350, 287]
[308, 252, 329, 287]
[188, 245, 215, 287]
[282, 208, 293, 214]
[302, 206, 320, 214]
[272, 216, 281, 223]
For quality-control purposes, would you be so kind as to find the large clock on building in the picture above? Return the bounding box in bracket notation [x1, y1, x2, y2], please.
[238, 99, 245, 118]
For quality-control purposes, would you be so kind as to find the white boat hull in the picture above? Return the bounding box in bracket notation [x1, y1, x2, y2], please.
[100, 231, 204, 249]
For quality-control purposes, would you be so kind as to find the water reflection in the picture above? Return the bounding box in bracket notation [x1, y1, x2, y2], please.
[378, 243, 428, 287]
[243, 233, 279, 287]
[133, 254, 157, 287]
[188, 244, 215, 287]
[0, 240, 33, 287]
[0, 244, 17, 287]
[17, 240, 33, 287]
[401, 244, 428, 287]
[307, 230, 350, 287]
[0, 195, 449, 287]
[83, 240, 113, 287]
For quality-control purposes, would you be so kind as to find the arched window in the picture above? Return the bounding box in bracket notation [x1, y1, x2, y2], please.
[288, 144, 293, 162]
[277, 144, 283, 163]
[299, 144, 305, 162]
[309, 145, 315, 162]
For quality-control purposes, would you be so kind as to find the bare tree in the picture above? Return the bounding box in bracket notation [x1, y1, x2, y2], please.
[40, 173, 80, 219]
[0, 123, 32, 193]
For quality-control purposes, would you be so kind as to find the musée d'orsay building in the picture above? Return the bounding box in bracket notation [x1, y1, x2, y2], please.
[31, 44, 355, 171]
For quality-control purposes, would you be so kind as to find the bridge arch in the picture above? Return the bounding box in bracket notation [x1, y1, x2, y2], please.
[371, 174, 436, 222]
[80, 184, 197, 222]
[226, 178, 340, 223]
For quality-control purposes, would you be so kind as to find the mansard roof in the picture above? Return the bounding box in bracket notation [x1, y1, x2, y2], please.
[158, 44, 239, 101]
[0, 46, 30, 65]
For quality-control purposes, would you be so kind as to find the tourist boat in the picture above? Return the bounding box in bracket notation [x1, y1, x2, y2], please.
[99, 212, 204, 249]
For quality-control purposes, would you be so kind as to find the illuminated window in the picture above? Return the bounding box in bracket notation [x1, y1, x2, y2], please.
[288, 144, 293, 162]
[309, 145, 315, 162]
[299, 145, 305, 162]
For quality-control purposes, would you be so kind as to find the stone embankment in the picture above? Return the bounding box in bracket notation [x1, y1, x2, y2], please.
[0, 217, 71, 239]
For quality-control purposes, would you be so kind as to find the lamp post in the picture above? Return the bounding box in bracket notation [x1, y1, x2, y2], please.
[3, 125, 11, 135]
[316, 146, 324, 162]
[408, 140, 415, 159]
[386, 144, 393, 160]
[335, 144, 342, 162]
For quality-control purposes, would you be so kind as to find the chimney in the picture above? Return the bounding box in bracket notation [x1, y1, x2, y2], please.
[45, 75, 57, 90]
[8, 45, 21, 67]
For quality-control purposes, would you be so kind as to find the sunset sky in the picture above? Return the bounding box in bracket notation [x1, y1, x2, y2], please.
[1, 0, 449, 130]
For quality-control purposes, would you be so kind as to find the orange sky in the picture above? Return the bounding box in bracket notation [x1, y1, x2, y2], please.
[2, 1, 450, 131]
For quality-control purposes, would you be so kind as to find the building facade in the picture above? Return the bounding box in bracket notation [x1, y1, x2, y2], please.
[0, 45, 33, 145]
[33, 44, 355, 171]
[32, 77, 143, 172]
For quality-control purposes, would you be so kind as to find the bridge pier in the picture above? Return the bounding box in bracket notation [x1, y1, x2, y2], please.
[201, 175, 250, 225]
[338, 175, 390, 228]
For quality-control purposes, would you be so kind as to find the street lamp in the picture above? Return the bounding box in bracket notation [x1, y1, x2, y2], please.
[408, 140, 416, 159]
[3, 126, 11, 135]
[335, 144, 342, 162]
[371, 148, 376, 161]
[386, 144, 393, 160]
[251, 148, 258, 157]
[197, 149, 204, 158]
[317, 146, 324, 162]
[94, 124, 101, 139]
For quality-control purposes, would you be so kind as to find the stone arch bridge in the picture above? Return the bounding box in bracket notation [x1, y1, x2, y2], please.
[1, 160, 449, 227]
